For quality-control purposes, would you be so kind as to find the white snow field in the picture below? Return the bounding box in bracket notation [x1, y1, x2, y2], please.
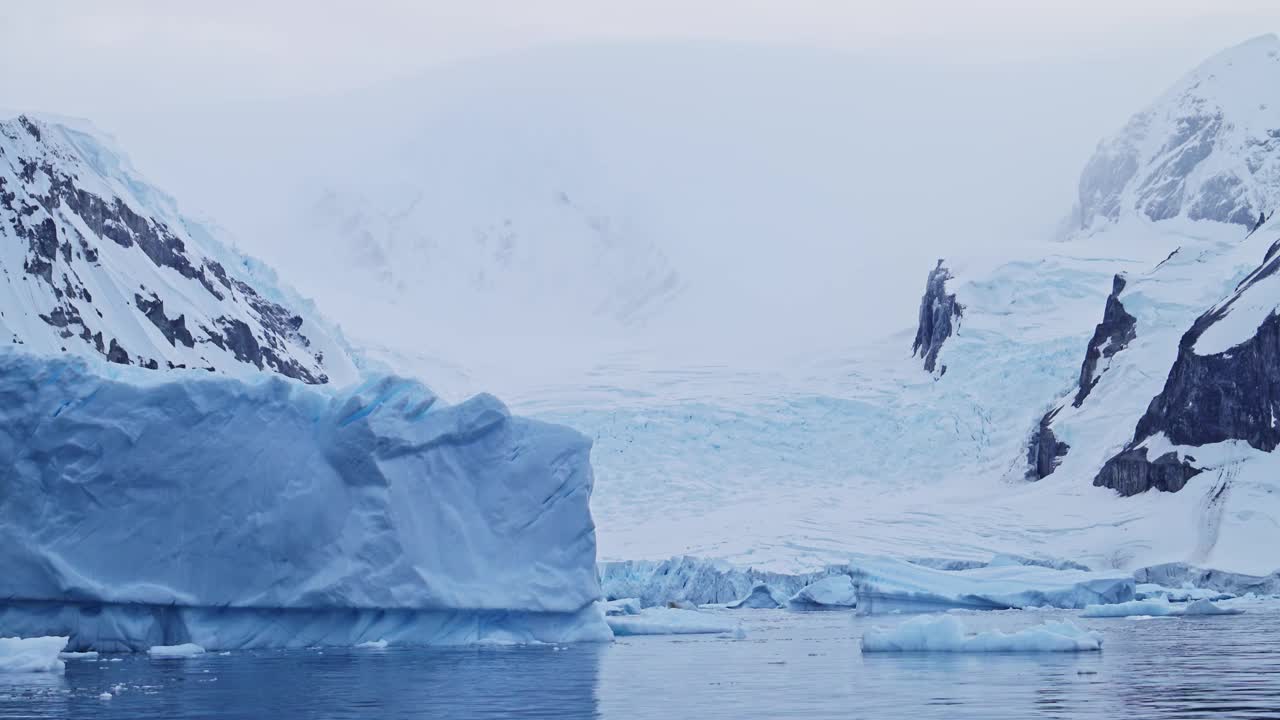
[861, 615, 1103, 653]
[0, 636, 67, 673]
[0, 350, 613, 651]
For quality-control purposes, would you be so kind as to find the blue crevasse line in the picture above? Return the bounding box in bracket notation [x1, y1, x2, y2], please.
[339, 382, 409, 427]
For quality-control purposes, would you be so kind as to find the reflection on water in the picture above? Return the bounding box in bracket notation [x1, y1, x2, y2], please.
[2, 606, 1278, 719]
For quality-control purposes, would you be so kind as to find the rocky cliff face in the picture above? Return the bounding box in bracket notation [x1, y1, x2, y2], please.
[1076, 35, 1280, 233]
[0, 115, 355, 385]
[1026, 406, 1070, 480]
[912, 260, 962, 373]
[1095, 234, 1280, 495]
[1074, 274, 1138, 407]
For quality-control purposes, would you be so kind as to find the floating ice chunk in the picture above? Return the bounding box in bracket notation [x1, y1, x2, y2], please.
[849, 555, 1133, 614]
[355, 639, 389, 649]
[1134, 583, 1235, 602]
[1081, 599, 1179, 617]
[99, 693, 113, 701]
[0, 636, 67, 673]
[58, 651, 99, 661]
[148, 643, 206, 658]
[605, 608, 741, 636]
[861, 615, 1102, 653]
[1180, 599, 1244, 616]
[728, 583, 787, 609]
[790, 576, 858, 610]
[603, 598, 642, 616]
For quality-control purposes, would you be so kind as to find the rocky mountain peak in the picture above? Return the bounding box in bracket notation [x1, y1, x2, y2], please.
[1076, 34, 1280, 232]
[0, 114, 356, 385]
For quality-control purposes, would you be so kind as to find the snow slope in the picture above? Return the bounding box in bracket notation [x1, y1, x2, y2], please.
[0, 114, 357, 386]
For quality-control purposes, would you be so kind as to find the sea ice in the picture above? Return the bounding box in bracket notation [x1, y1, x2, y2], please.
[148, 644, 207, 658]
[861, 615, 1103, 653]
[1081, 598, 1243, 617]
[605, 608, 741, 636]
[602, 598, 643, 616]
[1179, 599, 1244, 616]
[0, 636, 67, 673]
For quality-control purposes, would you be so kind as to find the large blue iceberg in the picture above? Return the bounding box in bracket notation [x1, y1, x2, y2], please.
[0, 351, 611, 650]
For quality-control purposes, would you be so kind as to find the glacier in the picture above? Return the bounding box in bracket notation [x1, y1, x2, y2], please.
[0, 350, 612, 651]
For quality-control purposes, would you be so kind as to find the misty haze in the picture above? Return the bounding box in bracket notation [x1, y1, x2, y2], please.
[2, 2, 1280, 719]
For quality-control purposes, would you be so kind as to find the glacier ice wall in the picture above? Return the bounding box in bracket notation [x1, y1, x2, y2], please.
[0, 350, 610, 650]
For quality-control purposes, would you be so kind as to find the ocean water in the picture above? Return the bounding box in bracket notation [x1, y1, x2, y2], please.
[2, 606, 1277, 719]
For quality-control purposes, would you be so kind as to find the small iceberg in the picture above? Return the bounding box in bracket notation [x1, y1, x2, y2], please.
[1081, 598, 1242, 618]
[148, 643, 207, 658]
[603, 598, 643, 616]
[355, 639, 389, 649]
[861, 615, 1102, 653]
[1179, 599, 1244, 616]
[789, 576, 857, 610]
[58, 651, 99, 661]
[605, 608, 742, 637]
[728, 584, 787, 610]
[0, 636, 68, 673]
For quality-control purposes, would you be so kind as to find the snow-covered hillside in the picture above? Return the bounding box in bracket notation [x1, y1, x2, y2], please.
[0, 114, 357, 385]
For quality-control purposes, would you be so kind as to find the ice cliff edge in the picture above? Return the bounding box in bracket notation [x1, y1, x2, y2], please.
[0, 350, 611, 650]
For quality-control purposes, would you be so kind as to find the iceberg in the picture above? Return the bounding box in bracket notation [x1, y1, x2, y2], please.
[848, 555, 1134, 614]
[605, 608, 741, 637]
[1180, 599, 1244, 616]
[1080, 600, 1180, 618]
[861, 616, 1102, 653]
[0, 636, 67, 673]
[789, 576, 858, 610]
[1080, 598, 1243, 617]
[0, 351, 611, 651]
[727, 584, 787, 610]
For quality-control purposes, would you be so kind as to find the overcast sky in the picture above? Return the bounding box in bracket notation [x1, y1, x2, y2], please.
[4, 1, 1279, 114]
[4, 2, 1280, 373]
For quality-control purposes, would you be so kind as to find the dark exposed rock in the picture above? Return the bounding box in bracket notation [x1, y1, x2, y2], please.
[1094, 447, 1202, 496]
[215, 318, 264, 369]
[1095, 238, 1280, 495]
[1027, 406, 1070, 480]
[134, 293, 195, 348]
[912, 260, 963, 373]
[2, 115, 334, 385]
[106, 339, 131, 365]
[1074, 274, 1138, 407]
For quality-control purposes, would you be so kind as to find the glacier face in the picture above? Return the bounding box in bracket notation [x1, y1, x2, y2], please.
[0, 114, 357, 386]
[0, 344, 608, 649]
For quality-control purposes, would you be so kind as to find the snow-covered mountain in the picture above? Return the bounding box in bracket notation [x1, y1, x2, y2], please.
[1075, 34, 1280, 232]
[0, 114, 610, 650]
[0, 114, 357, 385]
[514, 36, 1280, 582]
